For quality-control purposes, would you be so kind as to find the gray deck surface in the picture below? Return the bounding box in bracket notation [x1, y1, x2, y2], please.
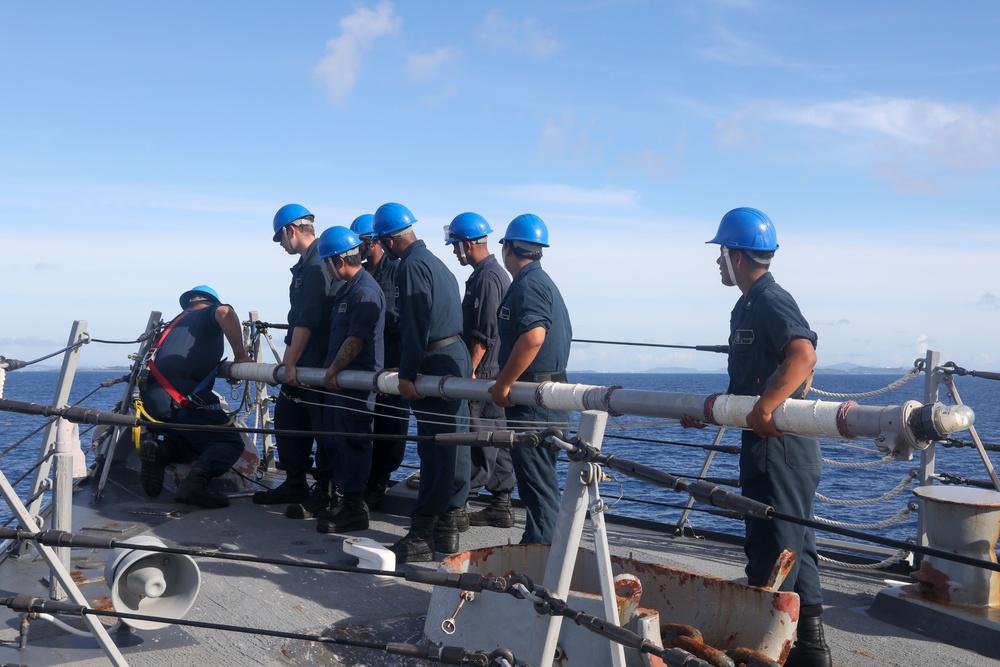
[1, 462, 996, 667]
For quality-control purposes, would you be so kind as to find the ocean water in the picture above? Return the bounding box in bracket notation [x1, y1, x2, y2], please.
[3, 369, 1000, 558]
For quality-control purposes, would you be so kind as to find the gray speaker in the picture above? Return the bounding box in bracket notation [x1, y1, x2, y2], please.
[103, 535, 201, 630]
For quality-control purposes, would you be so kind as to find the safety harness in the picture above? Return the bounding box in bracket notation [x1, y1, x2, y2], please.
[144, 312, 198, 408]
[138, 311, 217, 410]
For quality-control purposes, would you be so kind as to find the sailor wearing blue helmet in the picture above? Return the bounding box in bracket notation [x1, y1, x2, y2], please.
[683, 207, 830, 667]
[310, 226, 385, 534]
[445, 212, 516, 528]
[372, 202, 473, 563]
[138, 285, 251, 509]
[489, 213, 572, 545]
[255, 204, 342, 521]
[351, 212, 408, 510]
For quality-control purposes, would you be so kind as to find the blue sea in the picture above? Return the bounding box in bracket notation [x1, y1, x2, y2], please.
[3, 369, 1000, 557]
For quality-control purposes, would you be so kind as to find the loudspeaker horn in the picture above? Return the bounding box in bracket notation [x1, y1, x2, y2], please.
[103, 535, 201, 630]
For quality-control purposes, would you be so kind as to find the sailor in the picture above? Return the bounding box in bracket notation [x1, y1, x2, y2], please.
[254, 204, 341, 519]
[445, 212, 515, 528]
[683, 207, 831, 667]
[138, 285, 252, 508]
[312, 226, 385, 534]
[351, 213, 408, 511]
[488, 214, 572, 545]
[372, 202, 472, 563]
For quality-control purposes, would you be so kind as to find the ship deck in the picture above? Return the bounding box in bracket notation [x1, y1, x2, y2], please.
[1, 459, 996, 667]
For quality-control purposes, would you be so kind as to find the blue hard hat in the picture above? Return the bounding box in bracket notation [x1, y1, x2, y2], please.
[179, 285, 221, 309]
[272, 203, 314, 242]
[317, 226, 362, 259]
[350, 214, 375, 239]
[500, 213, 549, 247]
[445, 212, 493, 245]
[706, 207, 779, 252]
[372, 202, 417, 239]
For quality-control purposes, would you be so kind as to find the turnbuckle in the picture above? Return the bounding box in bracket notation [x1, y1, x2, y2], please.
[440, 590, 474, 635]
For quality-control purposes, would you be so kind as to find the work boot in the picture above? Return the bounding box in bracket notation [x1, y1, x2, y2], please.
[139, 436, 175, 498]
[434, 510, 462, 555]
[468, 492, 515, 528]
[285, 478, 333, 519]
[252, 477, 310, 505]
[785, 612, 832, 667]
[364, 481, 388, 511]
[175, 465, 230, 509]
[452, 504, 470, 533]
[317, 494, 369, 534]
[389, 514, 437, 564]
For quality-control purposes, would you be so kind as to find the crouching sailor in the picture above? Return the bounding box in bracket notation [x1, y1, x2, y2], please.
[138, 285, 252, 508]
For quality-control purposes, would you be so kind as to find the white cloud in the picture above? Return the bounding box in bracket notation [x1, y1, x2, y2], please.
[622, 145, 685, 183]
[537, 113, 603, 166]
[915, 333, 930, 357]
[773, 97, 991, 147]
[311, 2, 402, 106]
[700, 26, 795, 68]
[405, 46, 461, 81]
[722, 96, 1000, 193]
[477, 10, 561, 57]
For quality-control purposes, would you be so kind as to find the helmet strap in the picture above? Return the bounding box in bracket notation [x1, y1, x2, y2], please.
[455, 243, 468, 266]
[722, 246, 737, 285]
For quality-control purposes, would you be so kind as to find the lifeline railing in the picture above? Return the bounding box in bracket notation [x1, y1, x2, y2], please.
[0, 320, 994, 667]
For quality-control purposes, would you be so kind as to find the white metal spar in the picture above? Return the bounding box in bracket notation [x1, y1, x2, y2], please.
[217, 362, 975, 459]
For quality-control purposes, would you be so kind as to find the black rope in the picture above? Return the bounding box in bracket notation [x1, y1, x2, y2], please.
[14, 340, 88, 367]
[602, 432, 740, 454]
[939, 361, 1000, 382]
[0, 594, 524, 667]
[941, 437, 1000, 452]
[1, 375, 129, 460]
[558, 435, 1000, 574]
[934, 471, 997, 489]
[508, 578, 715, 667]
[571, 338, 729, 354]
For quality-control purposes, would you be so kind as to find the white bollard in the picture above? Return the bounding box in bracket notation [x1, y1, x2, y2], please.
[911, 486, 1000, 607]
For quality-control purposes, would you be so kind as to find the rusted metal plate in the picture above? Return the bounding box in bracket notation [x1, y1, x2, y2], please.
[424, 544, 796, 664]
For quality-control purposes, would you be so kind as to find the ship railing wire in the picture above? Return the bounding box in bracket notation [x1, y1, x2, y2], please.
[5, 334, 1000, 572]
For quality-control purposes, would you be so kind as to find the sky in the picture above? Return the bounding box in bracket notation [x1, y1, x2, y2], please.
[1, 1, 998, 373]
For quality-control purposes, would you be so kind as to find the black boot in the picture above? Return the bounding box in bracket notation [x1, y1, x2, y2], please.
[434, 510, 462, 555]
[452, 505, 470, 533]
[317, 494, 369, 534]
[252, 476, 310, 505]
[468, 492, 514, 528]
[139, 435, 176, 498]
[286, 477, 333, 519]
[175, 465, 230, 509]
[364, 481, 388, 511]
[389, 514, 436, 564]
[785, 612, 832, 667]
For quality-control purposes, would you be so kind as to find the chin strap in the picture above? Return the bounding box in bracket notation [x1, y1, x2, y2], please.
[721, 246, 737, 285]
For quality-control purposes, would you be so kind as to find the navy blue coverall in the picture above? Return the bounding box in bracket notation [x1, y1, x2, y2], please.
[497, 260, 572, 544]
[367, 254, 409, 490]
[275, 239, 339, 480]
[324, 269, 385, 495]
[142, 305, 243, 476]
[463, 254, 515, 496]
[396, 240, 472, 517]
[728, 272, 823, 608]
